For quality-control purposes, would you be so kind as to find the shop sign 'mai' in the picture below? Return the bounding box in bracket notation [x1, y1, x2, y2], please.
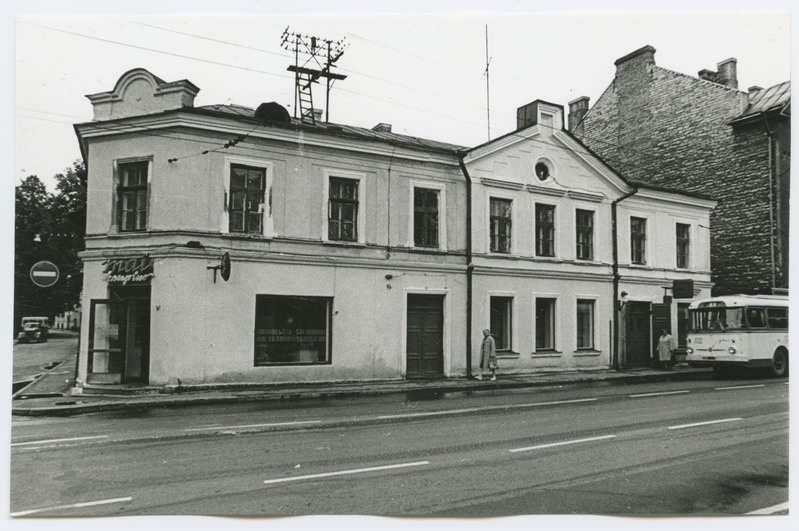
[102, 254, 155, 285]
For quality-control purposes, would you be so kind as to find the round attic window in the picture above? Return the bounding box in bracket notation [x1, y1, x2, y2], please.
[535, 161, 551, 181]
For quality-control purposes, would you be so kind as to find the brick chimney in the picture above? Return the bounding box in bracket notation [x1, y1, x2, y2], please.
[568, 96, 590, 133]
[698, 58, 738, 89]
[716, 58, 738, 89]
[614, 45, 656, 76]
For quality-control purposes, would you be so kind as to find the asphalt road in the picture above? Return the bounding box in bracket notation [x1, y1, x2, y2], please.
[12, 332, 78, 385]
[10, 373, 789, 518]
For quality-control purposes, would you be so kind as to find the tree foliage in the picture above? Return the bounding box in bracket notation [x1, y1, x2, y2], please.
[14, 161, 86, 332]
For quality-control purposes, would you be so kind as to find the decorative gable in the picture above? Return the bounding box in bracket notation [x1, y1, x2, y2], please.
[86, 68, 200, 120]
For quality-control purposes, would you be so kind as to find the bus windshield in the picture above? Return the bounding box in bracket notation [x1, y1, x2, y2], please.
[690, 307, 744, 332]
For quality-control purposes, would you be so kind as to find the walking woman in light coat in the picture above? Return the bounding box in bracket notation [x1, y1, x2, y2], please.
[476, 329, 498, 380]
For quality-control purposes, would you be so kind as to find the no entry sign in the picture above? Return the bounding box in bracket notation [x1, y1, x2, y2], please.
[30, 261, 60, 288]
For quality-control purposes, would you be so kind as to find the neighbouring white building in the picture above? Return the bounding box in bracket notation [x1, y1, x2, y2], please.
[72, 69, 715, 390]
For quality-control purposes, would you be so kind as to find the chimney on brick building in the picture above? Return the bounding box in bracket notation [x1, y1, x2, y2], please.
[717, 58, 738, 89]
[568, 96, 590, 133]
[614, 45, 657, 74]
[698, 58, 738, 89]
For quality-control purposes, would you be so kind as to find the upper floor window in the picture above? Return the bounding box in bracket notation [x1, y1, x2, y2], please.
[630, 217, 647, 265]
[328, 177, 359, 242]
[118, 162, 148, 232]
[489, 198, 512, 253]
[575, 209, 594, 260]
[676, 223, 690, 268]
[413, 188, 439, 248]
[229, 164, 265, 234]
[536, 204, 555, 257]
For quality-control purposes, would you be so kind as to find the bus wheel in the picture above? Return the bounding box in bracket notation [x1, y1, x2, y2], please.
[770, 348, 788, 378]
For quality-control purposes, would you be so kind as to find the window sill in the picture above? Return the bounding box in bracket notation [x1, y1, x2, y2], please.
[573, 350, 602, 357]
[322, 240, 367, 248]
[531, 350, 562, 358]
[496, 351, 520, 359]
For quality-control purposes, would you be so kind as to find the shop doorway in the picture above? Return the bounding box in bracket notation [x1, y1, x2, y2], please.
[87, 286, 151, 384]
[406, 294, 444, 379]
[625, 301, 651, 367]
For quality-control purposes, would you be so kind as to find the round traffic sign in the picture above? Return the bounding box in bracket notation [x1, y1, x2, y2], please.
[30, 261, 60, 288]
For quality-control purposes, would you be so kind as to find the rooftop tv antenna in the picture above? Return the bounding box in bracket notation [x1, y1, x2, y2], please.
[484, 24, 492, 141]
[281, 27, 348, 125]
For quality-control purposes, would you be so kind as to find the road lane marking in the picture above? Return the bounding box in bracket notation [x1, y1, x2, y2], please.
[714, 384, 766, 391]
[11, 435, 108, 447]
[378, 408, 480, 419]
[668, 418, 742, 430]
[10, 496, 132, 516]
[263, 461, 429, 485]
[745, 501, 789, 515]
[509, 434, 617, 453]
[629, 390, 690, 398]
[185, 420, 321, 432]
[378, 398, 599, 420]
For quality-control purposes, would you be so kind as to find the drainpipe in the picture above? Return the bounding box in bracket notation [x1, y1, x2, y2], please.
[457, 153, 474, 378]
[763, 115, 777, 290]
[611, 187, 638, 370]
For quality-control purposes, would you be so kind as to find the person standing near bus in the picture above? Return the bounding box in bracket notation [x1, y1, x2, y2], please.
[476, 329, 498, 380]
[657, 329, 676, 370]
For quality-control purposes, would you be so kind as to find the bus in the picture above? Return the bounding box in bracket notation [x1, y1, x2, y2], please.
[686, 295, 788, 377]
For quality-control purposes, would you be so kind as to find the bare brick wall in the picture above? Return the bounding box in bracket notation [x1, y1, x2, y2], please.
[577, 60, 787, 295]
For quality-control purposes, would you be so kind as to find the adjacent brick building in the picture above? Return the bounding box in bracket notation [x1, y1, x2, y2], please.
[569, 45, 790, 296]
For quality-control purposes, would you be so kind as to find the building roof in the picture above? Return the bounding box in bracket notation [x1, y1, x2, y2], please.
[190, 104, 467, 155]
[734, 80, 791, 122]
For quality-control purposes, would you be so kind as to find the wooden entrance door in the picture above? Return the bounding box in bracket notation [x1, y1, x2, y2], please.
[406, 295, 444, 379]
[626, 301, 651, 367]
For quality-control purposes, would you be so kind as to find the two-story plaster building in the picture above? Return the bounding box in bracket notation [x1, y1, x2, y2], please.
[73, 69, 715, 390]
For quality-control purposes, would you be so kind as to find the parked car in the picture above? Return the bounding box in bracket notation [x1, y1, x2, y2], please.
[17, 317, 50, 343]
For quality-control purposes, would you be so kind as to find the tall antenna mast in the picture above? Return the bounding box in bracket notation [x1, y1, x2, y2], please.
[484, 24, 492, 141]
[280, 27, 348, 124]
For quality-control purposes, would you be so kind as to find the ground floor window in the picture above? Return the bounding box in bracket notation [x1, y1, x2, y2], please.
[576, 299, 595, 350]
[490, 296, 513, 351]
[535, 298, 556, 350]
[254, 295, 332, 365]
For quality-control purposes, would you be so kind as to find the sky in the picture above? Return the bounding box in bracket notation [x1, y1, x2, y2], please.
[3, 2, 797, 531]
[10, 2, 792, 191]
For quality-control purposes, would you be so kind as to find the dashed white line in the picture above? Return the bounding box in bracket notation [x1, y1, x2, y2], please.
[185, 420, 321, 432]
[378, 408, 480, 420]
[714, 384, 766, 391]
[263, 461, 430, 485]
[629, 390, 690, 398]
[378, 398, 598, 420]
[509, 434, 617, 453]
[505, 398, 599, 409]
[10, 496, 132, 516]
[745, 501, 789, 515]
[668, 418, 742, 430]
[11, 435, 108, 447]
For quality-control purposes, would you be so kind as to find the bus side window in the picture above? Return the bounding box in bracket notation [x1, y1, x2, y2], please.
[747, 308, 766, 328]
[766, 308, 788, 329]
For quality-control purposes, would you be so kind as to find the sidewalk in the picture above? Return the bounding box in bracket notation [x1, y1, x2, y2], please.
[11, 351, 713, 417]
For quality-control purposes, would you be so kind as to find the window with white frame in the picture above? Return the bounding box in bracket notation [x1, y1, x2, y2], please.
[576, 299, 595, 350]
[536, 203, 555, 257]
[229, 164, 266, 234]
[575, 209, 594, 260]
[413, 187, 439, 248]
[630, 217, 647, 265]
[328, 177, 359, 242]
[117, 161, 148, 232]
[490, 198, 512, 253]
[490, 296, 513, 351]
[535, 298, 556, 350]
[676, 223, 690, 269]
